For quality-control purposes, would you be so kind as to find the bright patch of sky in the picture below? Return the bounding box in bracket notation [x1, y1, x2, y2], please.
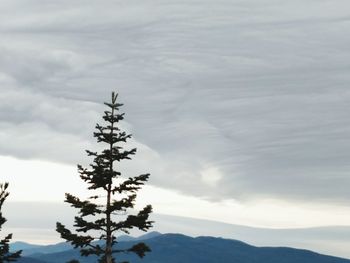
[3, 156, 350, 229]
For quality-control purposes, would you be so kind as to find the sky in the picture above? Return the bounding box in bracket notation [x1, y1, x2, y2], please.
[1, 0, 350, 256]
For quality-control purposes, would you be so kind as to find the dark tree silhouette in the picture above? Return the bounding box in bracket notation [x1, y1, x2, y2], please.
[56, 92, 153, 263]
[0, 183, 21, 262]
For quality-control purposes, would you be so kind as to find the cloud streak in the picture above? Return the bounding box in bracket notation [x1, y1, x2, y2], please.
[1, 0, 350, 204]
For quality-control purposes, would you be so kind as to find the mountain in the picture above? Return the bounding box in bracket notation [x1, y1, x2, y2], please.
[11, 232, 162, 256]
[16, 233, 350, 263]
[116, 231, 162, 242]
[11, 241, 73, 256]
[17, 258, 47, 263]
[10, 242, 43, 252]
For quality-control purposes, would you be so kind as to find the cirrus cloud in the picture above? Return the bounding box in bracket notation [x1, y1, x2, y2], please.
[1, 0, 350, 205]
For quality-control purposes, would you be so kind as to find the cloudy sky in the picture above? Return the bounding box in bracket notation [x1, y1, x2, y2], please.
[1, 0, 350, 255]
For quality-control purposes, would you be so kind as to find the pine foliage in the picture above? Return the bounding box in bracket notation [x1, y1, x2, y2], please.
[0, 183, 22, 262]
[56, 93, 153, 263]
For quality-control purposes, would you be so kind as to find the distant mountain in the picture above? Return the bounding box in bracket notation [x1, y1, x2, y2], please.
[11, 242, 43, 252]
[15, 233, 350, 263]
[11, 241, 73, 256]
[11, 232, 162, 257]
[117, 231, 162, 242]
[17, 257, 47, 263]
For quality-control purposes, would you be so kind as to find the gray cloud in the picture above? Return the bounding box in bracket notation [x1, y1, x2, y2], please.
[1, 0, 350, 203]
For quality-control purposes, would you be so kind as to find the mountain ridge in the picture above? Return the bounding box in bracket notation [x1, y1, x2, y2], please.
[11, 231, 162, 256]
[15, 233, 350, 263]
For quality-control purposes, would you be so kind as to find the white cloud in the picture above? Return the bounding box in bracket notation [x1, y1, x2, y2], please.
[200, 166, 222, 187]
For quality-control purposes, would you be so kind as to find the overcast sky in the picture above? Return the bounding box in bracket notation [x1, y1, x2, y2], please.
[1, 0, 350, 252]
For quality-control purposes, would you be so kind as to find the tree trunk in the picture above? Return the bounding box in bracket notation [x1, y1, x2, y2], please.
[106, 186, 113, 263]
[106, 247, 113, 263]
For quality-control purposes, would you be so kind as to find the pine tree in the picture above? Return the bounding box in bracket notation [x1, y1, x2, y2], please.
[56, 92, 153, 263]
[0, 183, 21, 262]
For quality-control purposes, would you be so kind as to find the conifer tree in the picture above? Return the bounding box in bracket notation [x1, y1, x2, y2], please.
[0, 183, 21, 262]
[56, 92, 153, 263]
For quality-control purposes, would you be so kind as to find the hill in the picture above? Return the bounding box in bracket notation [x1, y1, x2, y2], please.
[16, 233, 350, 263]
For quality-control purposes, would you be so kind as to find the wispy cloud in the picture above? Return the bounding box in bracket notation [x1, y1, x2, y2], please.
[1, 0, 350, 204]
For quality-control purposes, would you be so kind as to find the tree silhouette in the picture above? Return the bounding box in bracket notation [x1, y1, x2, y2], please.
[0, 183, 21, 262]
[56, 92, 153, 263]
